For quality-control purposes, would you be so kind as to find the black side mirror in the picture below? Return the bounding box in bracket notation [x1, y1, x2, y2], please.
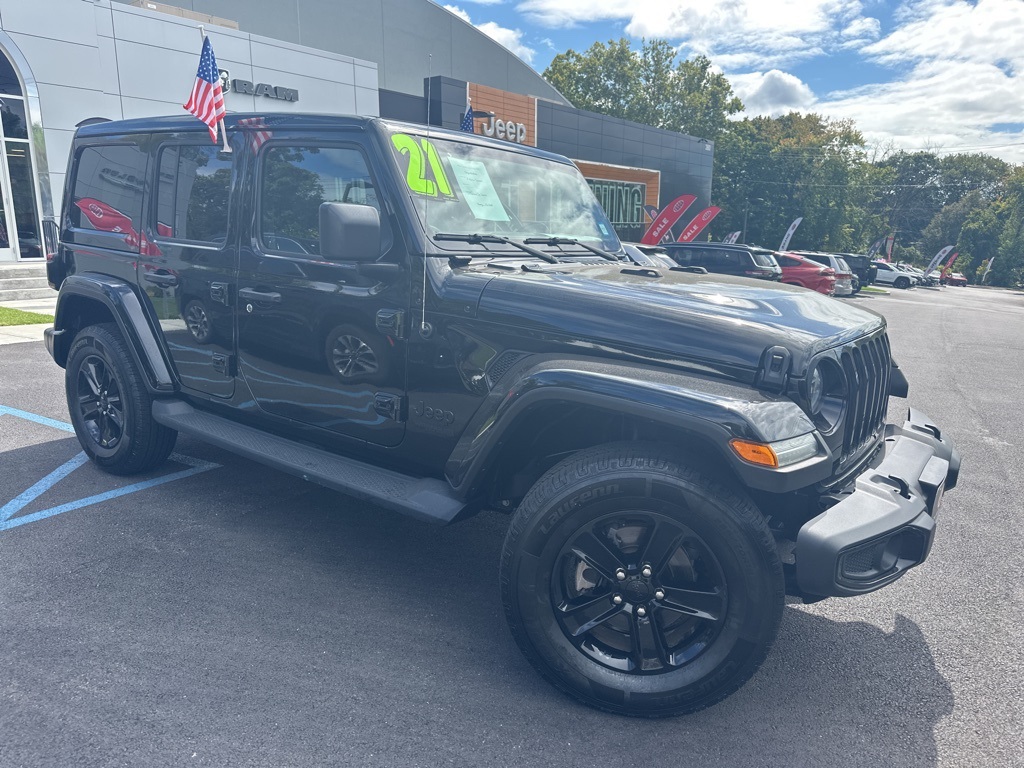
[319, 202, 381, 262]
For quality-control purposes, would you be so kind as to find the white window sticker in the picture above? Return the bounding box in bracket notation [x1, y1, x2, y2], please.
[448, 157, 509, 222]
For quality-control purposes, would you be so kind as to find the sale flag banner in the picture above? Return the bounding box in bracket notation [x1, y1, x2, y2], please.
[884, 234, 895, 261]
[640, 195, 696, 244]
[644, 205, 659, 223]
[723, 231, 741, 243]
[982, 256, 996, 281]
[866, 238, 882, 258]
[923, 245, 955, 277]
[677, 207, 721, 242]
[778, 217, 803, 251]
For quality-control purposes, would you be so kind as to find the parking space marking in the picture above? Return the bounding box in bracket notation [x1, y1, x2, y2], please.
[0, 405, 221, 533]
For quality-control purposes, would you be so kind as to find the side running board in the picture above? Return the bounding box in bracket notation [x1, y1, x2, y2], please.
[152, 400, 467, 524]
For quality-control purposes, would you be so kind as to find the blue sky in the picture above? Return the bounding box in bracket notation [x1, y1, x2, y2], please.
[437, 0, 1024, 163]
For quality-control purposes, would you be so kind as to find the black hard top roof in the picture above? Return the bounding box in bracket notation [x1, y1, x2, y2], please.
[74, 112, 576, 166]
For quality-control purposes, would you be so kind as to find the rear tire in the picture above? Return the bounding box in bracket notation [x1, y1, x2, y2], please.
[66, 323, 177, 475]
[500, 443, 784, 717]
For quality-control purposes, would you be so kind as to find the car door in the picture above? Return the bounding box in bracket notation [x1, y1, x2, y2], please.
[137, 136, 237, 398]
[235, 135, 408, 447]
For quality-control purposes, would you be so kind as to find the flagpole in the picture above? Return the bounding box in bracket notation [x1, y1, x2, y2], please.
[196, 24, 231, 153]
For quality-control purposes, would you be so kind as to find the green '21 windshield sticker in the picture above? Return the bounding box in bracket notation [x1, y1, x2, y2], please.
[391, 134, 455, 199]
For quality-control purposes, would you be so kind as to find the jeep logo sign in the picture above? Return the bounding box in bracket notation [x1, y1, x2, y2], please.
[231, 79, 299, 102]
[480, 115, 527, 144]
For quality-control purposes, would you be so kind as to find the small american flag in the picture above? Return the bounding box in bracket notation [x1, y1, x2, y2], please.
[183, 36, 226, 143]
[237, 116, 273, 152]
[459, 100, 474, 132]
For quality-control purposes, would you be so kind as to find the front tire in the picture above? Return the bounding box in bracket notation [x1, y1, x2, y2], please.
[66, 323, 177, 475]
[895, 276, 910, 289]
[500, 443, 784, 717]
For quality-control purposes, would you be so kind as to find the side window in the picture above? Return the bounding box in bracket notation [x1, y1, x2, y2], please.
[259, 145, 381, 257]
[667, 248, 694, 266]
[69, 144, 147, 252]
[778, 256, 796, 267]
[154, 145, 232, 244]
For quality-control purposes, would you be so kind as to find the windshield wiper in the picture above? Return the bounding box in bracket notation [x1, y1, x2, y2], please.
[432, 233, 559, 264]
[523, 237, 619, 262]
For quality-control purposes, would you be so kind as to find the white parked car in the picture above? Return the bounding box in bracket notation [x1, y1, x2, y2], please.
[872, 260, 918, 289]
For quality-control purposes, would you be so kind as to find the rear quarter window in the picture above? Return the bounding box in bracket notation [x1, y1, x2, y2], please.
[68, 143, 148, 252]
[750, 250, 776, 267]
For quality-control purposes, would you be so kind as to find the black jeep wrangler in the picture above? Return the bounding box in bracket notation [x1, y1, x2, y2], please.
[45, 114, 959, 717]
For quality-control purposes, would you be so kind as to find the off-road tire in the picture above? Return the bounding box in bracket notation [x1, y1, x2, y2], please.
[66, 323, 177, 475]
[500, 442, 784, 717]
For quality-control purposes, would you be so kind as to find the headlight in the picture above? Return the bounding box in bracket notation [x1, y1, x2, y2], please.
[803, 358, 846, 433]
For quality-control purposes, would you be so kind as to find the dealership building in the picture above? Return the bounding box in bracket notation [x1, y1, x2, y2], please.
[0, 0, 713, 263]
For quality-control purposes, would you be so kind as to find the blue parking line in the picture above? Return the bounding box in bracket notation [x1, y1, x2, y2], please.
[0, 452, 91, 521]
[0, 405, 221, 533]
[0, 405, 76, 433]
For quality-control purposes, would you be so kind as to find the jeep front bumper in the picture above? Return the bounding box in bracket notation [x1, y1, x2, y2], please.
[795, 409, 960, 598]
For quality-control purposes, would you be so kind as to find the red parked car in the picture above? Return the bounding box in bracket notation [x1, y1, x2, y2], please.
[776, 252, 836, 295]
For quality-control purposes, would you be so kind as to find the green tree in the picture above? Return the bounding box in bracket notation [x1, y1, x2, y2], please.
[543, 39, 742, 139]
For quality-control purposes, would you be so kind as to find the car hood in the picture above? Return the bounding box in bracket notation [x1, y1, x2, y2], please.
[473, 263, 885, 376]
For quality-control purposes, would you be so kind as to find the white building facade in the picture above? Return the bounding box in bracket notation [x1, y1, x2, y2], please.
[0, 0, 379, 262]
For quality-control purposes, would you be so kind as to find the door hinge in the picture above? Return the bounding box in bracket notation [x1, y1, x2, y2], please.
[373, 393, 406, 422]
[375, 309, 405, 339]
[212, 352, 236, 377]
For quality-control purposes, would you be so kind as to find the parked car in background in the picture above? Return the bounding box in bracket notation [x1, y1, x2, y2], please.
[776, 252, 836, 295]
[791, 251, 855, 296]
[662, 242, 782, 280]
[900, 264, 938, 287]
[836, 253, 877, 291]
[943, 272, 969, 286]
[872, 260, 917, 289]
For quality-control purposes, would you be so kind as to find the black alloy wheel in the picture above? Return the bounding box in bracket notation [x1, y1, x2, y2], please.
[76, 353, 124, 451]
[184, 299, 213, 344]
[66, 324, 177, 475]
[501, 443, 784, 717]
[552, 511, 728, 674]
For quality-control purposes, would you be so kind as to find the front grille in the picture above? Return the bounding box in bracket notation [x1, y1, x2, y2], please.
[839, 332, 891, 458]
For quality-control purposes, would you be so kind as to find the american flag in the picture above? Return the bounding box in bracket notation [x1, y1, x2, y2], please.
[183, 36, 225, 143]
[459, 99, 474, 132]
[237, 116, 273, 151]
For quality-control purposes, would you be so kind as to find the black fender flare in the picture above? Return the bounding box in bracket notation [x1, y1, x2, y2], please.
[51, 273, 175, 393]
[444, 357, 833, 499]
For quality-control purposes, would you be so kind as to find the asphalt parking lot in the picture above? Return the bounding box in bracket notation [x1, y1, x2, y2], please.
[1, 286, 1022, 768]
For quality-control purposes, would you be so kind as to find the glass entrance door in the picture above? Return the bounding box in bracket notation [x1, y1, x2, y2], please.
[0, 49, 41, 260]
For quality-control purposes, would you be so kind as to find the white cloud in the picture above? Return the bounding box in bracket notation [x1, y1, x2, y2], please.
[730, 70, 817, 116]
[815, 0, 1024, 162]
[444, 4, 536, 63]
[516, 0, 869, 69]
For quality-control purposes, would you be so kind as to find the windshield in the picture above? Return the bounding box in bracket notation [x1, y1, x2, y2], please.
[386, 129, 621, 253]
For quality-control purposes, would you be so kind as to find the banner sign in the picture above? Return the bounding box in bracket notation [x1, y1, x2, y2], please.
[723, 231, 741, 244]
[982, 256, 995, 281]
[884, 234, 895, 261]
[778, 217, 803, 251]
[677, 207, 721, 242]
[866, 238, 882, 258]
[586, 178, 648, 242]
[640, 194, 696, 245]
[923, 245, 955, 277]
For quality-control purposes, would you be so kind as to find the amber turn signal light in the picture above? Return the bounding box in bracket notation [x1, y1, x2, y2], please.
[729, 439, 779, 468]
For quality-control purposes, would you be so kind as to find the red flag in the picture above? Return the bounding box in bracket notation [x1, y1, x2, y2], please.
[677, 207, 721, 242]
[183, 36, 226, 143]
[940, 251, 958, 277]
[640, 195, 696, 245]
